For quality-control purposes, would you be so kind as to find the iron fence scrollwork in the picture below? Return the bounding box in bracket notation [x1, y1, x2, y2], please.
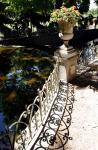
[0, 59, 75, 150]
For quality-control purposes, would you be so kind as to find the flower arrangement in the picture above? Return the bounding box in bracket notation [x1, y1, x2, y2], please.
[50, 6, 80, 24]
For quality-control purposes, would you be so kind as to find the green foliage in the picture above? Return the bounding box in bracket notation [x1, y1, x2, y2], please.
[0, 2, 8, 12]
[1, 0, 54, 18]
[4, 0, 33, 18]
[86, 8, 98, 17]
[0, 0, 91, 19]
[95, 0, 98, 5]
[79, 0, 90, 14]
[32, 0, 53, 14]
[54, 0, 90, 14]
[63, 0, 77, 7]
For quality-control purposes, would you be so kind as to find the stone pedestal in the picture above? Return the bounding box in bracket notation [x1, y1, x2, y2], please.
[54, 21, 77, 81]
[66, 48, 78, 81]
[55, 45, 78, 82]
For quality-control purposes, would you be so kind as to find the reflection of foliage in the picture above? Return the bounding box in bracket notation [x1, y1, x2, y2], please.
[0, 55, 11, 74]
[0, 48, 55, 127]
[0, 93, 3, 112]
[11, 49, 23, 70]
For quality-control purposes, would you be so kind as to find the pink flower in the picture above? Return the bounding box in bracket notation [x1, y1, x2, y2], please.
[63, 7, 67, 12]
[71, 5, 77, 10]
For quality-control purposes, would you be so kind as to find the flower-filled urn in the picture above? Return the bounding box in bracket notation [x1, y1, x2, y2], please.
[50, 5, 81, 42]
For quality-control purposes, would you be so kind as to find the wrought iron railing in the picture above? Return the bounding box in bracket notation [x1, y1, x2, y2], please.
[0, 56, 75, 150]
[32, 81, 74, 150]
[0, 59, 60, 150]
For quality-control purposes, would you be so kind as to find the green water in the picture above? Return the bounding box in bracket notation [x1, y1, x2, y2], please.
[0, 46, 55, 132]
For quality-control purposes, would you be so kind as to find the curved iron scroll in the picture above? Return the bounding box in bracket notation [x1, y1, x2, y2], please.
[32, 81, 74, 150]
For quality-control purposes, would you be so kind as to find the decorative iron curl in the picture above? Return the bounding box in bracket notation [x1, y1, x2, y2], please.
[32, 81, 74, 150]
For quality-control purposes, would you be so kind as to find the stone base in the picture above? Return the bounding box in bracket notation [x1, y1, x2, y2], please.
[60, 33, 73, 46]
[55, 45, 78, 81]
[67, 50, 78, 81]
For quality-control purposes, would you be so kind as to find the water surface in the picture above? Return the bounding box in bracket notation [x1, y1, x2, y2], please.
[0, 46, 54, 132]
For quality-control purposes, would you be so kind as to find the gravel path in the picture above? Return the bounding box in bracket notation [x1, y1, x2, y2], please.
[65, 85, 98, 150]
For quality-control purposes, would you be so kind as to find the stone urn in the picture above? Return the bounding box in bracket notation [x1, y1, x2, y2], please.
[56, 21, 78, 81]
[58, 21, 74, 45]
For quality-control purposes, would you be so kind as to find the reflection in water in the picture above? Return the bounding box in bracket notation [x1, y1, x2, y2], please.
[0, 113, 5, 132]
[0, 46, 55, 133]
